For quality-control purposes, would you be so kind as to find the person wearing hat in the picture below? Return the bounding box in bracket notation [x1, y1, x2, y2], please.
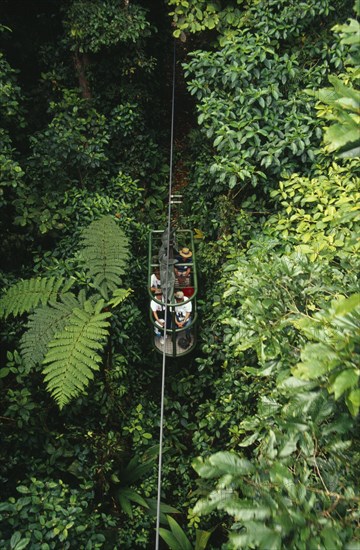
[150, 289, 167, 343]
[175, 247, 193, 286]
[174, 290, 192, 340]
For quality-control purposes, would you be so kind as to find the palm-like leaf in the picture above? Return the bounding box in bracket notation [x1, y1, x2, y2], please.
[20, 293, 83, 369]
[0, 277, 70, 318]
[42, 299, 111, 409]
[80, 215, 129, 299]
[158, 516, 193, 550]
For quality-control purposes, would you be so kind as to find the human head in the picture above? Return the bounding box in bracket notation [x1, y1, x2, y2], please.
[155, 289, 162, 297]
[179, 247, 192, 258]
[175, 291, 184, 301]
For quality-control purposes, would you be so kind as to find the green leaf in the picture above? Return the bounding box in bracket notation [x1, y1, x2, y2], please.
[167, 516, 192, 550]
[158, 528, 183, 550]
[42, 300, 111, 409]
[20, 293, 81, 369]
[145, 498, 180, 526]
[0, 367, 10, 378]
[213, 135, 223, 147]
[229, 175, 237, 188]
[223, 501, 272, 521]
[10, 532, 21, 549]
[330, 369, 359, 400]
[14, 541, 31, 550]
[118, 494, 133, 518]
[107, 288, 132, 309]
[239, 431, 259, 447]
[209, 451, 254, 476]
[0, 277, 66, 318]
[16, 486, 30, 494]
[321, 527, 341, 549]
[80, 215, 129, 299]
[118, 488, 148, 508]
[195, 529, 212, 550]
[325, 123, 359, 152]
[347, 388, 360, 407]
[230, 522, 281, 549]
[334, 294, 360, 316]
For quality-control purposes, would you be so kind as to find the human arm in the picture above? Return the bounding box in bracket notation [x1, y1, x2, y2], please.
[175, 302, 191, 327]
[175, 311, 190, 327]
[151, 301, 165, 325]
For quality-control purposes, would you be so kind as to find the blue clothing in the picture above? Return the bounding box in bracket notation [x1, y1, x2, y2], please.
[175, 255, 192, 274]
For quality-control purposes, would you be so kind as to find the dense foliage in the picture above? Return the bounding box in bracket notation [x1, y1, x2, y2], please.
[0, 0, 359, 548]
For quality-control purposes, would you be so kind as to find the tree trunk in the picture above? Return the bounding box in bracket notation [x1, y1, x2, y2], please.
[73, 49, 92, 99]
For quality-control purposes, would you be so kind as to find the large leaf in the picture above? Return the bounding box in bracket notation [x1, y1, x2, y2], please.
[0, 277, 71, 318]
[117, 488, 148, 518]
[158, 529, 184, 550]
[20, 293, 81, 369]
[193, 451, 254, 478]
[146, 498, 181, 525]
[330, 369, 359, 401]
[42, 300, 111, 409]
[195, 529, 213, 550]
[80, 215, 129, 299]
[158, 516, 192, 550]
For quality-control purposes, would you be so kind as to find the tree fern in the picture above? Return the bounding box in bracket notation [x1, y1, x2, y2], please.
[20, 293, 82, 370]
[0, 217, 131, 408]
[42, 299, 111, 409]
[0, 277, 72, 318]
[80, 215, 129, 299]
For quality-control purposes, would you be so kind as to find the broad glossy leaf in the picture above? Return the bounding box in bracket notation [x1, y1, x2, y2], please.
[330, 369, 359, 400]
[208, 451, 254, 476]
[167, 516, 192, 550]
[158, 529, 184, 550]
[195, 529, 213, 550]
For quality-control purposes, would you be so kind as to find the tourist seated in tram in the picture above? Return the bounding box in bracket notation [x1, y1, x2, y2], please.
[151, 288, 171, 344]
[151, 288, 165, 333]
[174, 247, 192, 288]
[173, 290, 192, 341]
[150, 267, 161, 293]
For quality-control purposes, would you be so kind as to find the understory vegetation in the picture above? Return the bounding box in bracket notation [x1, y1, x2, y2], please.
[0, 1, 359, 548]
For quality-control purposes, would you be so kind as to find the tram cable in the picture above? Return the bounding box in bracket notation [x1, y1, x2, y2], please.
[155, 40, 177, 549]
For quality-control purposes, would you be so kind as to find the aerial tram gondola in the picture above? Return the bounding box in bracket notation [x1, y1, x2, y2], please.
[148, 225, 198, 357]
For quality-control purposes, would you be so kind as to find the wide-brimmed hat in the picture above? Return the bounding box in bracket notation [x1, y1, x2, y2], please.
[155, 289, 162, 295]
[179, 247, 192, 258]
[175, 291, 184, 299]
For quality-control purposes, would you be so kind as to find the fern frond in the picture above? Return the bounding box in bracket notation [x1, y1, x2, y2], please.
[20, 293, 81, 370]
[107, 288, 132, 309]
[0, 277, 66, 318]
[42, 300, 111, 409]
[80, 216, 129, 299]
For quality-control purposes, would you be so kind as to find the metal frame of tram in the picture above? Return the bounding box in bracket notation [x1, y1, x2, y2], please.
[148, 228, 198, 358]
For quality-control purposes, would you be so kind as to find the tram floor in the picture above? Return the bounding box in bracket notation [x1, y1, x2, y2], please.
[154, 332, 194, 356]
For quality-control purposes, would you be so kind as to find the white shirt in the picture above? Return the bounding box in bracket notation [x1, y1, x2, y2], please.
[151, 299, 165, 313]
[174, 300, 192, 322]
[151, 273, 161, 289]
[151, 298, 165, 328]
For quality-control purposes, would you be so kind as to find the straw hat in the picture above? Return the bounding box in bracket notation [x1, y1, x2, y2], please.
[179, 247, 192, 258]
